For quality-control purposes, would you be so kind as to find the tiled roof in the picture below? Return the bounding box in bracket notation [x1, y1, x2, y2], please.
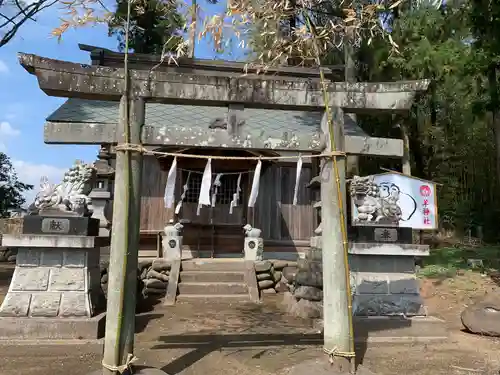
[47, 98, 368, 137]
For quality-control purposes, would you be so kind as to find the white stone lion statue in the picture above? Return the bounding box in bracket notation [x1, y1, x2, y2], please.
[28, 161, 95, 216]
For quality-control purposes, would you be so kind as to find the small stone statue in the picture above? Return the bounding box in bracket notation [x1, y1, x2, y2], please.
[242, 224, 263, 261]
[162, 219, 183, 261]
[28, 161, 95, 217]
[313, 202, 322, 235]
[306, 175, 322, 235]
[243, 224, 262, 238]
[164, 220, 183, 236]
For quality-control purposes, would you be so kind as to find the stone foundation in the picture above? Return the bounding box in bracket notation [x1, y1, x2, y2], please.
[0, 234, 102, 318]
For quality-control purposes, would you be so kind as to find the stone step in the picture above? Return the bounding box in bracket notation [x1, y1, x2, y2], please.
[176, 294, 252, 302]
[181, 259, 246, 272]
[178, 282, 249, 295]
[180, 271, 245, 283]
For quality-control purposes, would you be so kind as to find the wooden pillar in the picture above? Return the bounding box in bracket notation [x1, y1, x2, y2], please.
[123, 97, 144, 356]
[102, 96, 145, 375]
[320, 108, 352, 370]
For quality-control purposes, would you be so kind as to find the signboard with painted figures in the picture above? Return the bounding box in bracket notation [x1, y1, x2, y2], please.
[350, 172, 438, 230]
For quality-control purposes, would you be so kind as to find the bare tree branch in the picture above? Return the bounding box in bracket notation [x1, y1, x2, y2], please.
[0, 0, 58, 48]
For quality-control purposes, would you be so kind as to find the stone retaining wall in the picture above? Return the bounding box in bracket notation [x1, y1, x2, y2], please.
[100, 258, 171, 307]
[254, 260, 297, 294]
[0, 248, 16, 263]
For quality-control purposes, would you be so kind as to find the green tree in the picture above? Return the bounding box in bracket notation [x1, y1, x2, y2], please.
[356, 4, 500, 239]
[0, 153, 32, 217]
[469, 0, 500, 186]
[108, 0, 185, 54]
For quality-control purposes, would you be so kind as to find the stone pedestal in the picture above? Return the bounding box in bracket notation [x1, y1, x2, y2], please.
[349, 227, 429, 316]
[0, 229, 105, 339]
[162, 235, 183, 261]
[244, 237, 264, 261]
[309, 236, 322, 249]
[162, 222, 183, 261]
[0, 234, 101, 318]
[305, 227, 430, 317]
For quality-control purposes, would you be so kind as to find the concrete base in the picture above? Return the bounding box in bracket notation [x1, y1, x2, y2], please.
[0, 312, 105, 340]
[88, 366, 169, 375]
[314, 316, 448, 343]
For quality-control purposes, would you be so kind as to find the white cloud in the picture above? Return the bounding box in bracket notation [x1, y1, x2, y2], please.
[12, 160, 67, 205]
[0, 122, 20, 137]
[0, 60, 8, 74]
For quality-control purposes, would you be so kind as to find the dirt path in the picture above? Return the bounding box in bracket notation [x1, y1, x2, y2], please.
[0, 264, 499, 375]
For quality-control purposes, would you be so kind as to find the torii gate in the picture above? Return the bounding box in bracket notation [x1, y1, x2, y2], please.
[19, 50, 429, 374]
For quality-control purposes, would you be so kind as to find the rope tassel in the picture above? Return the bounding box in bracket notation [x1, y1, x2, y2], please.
[102, 354, 138, 374]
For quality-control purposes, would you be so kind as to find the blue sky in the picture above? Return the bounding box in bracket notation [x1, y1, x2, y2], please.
[0, 0, 234, 204]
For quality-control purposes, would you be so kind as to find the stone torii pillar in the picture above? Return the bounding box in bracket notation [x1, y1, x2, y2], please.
[18, 51, 429, 373]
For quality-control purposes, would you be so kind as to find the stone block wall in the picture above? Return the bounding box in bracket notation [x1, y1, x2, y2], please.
[0, 248, 101, 318]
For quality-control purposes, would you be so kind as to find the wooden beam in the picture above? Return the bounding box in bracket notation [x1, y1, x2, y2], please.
[20, 53, 429, 111]
[44, 121, 403, 156]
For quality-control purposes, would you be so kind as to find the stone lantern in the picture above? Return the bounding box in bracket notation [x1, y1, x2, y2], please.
[89, 145, 114, 238]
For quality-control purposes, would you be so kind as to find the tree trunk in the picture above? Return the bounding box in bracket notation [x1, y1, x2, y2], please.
[488, 65, 500, 186]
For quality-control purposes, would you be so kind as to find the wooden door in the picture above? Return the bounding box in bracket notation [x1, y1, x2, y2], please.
[177, 170, 246, 256]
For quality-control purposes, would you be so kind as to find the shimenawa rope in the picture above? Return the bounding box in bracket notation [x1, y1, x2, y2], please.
[114, 143, 346, 160]
[102, 353, 138, 374]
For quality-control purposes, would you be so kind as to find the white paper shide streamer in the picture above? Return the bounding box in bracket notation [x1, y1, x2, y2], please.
[175, 171, 191, 214]
[211, 173, 223, 207]
[163, 157, 177, 208]
[229, 173, 242, 214]
[197, 158, 212, 215]
[293, 156, 303, 206]
[248, 160, 262, 208]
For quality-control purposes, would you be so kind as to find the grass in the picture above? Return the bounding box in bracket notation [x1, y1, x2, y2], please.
[417, 246, 500, 279]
